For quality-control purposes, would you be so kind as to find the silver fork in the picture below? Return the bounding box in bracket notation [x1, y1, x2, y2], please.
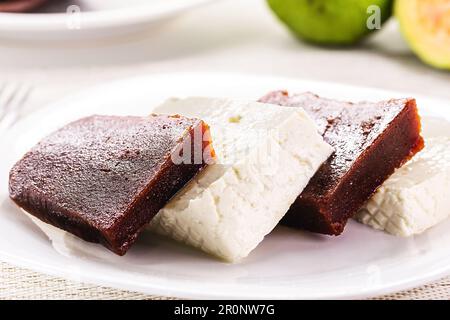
[0, 82, 33, 131]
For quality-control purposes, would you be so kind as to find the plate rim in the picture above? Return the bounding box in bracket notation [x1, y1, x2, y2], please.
[0, 0, 216, 31]
[1, 72, 449, 300]
[1, 244, 449, 300]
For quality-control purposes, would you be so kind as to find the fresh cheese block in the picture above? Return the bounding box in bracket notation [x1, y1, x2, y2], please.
[356, 137, 450, 236]
[148, 97, 333, 262]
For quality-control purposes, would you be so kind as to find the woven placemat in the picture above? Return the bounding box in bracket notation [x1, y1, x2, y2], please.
[1, 261, 448, 300]
[0, 261, 173, 300]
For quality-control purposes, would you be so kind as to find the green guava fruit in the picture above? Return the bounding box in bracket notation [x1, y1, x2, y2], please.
[267, 0, 393, 45]
[396, 0, 450, 70]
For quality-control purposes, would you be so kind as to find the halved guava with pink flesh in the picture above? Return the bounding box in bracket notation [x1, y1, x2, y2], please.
[396, 0, 450, 70]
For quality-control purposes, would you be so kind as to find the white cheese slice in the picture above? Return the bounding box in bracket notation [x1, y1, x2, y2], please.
[148, 97, 333, 262]
[355, 137, 450, 237]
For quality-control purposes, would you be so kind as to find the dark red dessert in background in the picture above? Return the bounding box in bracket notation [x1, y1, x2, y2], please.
[0, 0, 50, 12]
[259, 91, 424, 235]
[9, 115, 214, 255]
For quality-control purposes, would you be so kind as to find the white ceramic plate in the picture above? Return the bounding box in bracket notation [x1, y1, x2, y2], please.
[1, 73, 450, 300]
[0, 0, 216, 41]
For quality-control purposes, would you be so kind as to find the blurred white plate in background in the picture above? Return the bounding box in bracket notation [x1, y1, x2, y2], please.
[0, 0, 216, 41]
[0, 73, 449, 299]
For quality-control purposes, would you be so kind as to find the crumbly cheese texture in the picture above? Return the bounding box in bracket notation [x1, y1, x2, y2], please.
[356, 137, 450, 237]
[148, 97, 333, 262]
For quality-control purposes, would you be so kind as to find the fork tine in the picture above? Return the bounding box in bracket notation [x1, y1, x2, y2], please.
[0, 84, 19, 122]
[0, 83, 20, 107]
[11, 85, 33, 120]
[0, 83, 33, 127]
